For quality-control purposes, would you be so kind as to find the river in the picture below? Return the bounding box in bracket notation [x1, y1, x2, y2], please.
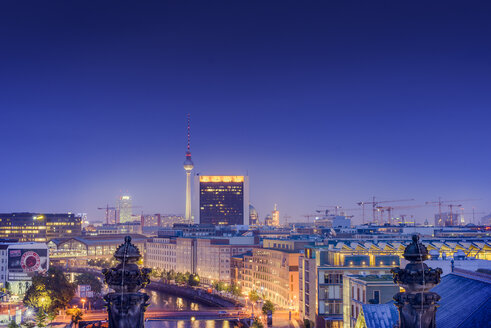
[143, 289, 240, 328]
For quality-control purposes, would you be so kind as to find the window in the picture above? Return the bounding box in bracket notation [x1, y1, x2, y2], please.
[324, 273, 343, 284]
[324, 301, 342, 314]
[373, 290, 380, 304]
[328, 285, 341, 299]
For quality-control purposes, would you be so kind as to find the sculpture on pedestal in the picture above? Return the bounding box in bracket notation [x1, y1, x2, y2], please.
[391, 234, 442, 328]
[102, 236, 151, 328]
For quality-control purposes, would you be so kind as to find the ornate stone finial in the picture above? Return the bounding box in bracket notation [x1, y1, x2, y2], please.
[403, 234, 429, 262]
[391, 234, 442, 328]
[113, 235, 142, 264]
[102, 236, 152, 328]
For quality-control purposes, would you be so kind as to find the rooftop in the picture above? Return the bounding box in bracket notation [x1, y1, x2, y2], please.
[431, 270, 491, 328]
[349, 274, 394, 282]
[58, 234, 148, 246]
[361, 304, 398, 328]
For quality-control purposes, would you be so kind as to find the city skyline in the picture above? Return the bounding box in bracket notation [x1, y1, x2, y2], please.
[1, 1, 491, 223]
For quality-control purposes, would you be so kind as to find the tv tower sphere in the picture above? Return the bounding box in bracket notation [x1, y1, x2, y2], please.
[184, 155, 194, 171]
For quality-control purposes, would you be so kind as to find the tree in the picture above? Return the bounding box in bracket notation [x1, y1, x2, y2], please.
[175, 272, 186, 284]
[188, 273, 200, 286]
[35, 309, 47, 328]
[24, 266, 75, 318]
[249, 290, 261, 303]
[262, 300, 275, 315]
[166, 269, 177, 281]
[66, 307, 84, 327]
[231, 283, 242, 297]
[74, 272, 103, 294]
[21, 322, 35, 328]
[7, 320, 20, 328]
[251, 317, 264, 328]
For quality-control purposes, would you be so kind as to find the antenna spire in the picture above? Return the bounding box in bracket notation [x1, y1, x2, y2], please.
[186, 113, 191, 156]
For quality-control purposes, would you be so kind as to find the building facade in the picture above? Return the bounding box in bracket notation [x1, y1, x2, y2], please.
[117, 195, 132, 223]
[342, 275, 399, 328]
[145, 236, 257, 284]
[241, 239, 315, 311]
[298, 237, 491, 328]
[242, 247, 300, 310]
[0, 241, 49, 295]
[299, 245, 400, 328]
[0, 213, 82, 242]
[194, 175, 250, 226]
[145, 237, 177, 271]
[48, 234, 146, 267]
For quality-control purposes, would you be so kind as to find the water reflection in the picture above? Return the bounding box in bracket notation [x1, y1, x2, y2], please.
[144, 289, 207, 311]
[147, 320, 237, 328]
[142, 289, 237, 327]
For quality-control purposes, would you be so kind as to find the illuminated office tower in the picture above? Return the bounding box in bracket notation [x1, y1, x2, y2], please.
[117, 195, 132, 223]
[194, 176, 250, 225]
[272, 204, 280, 226]
[183, 114, 194, 222]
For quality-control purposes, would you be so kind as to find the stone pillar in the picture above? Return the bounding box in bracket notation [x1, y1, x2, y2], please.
[102, 236, 151, 328]
[391, 234, 442, 328]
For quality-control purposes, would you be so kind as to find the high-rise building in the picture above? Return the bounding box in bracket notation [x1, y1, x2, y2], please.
[194, 175, 250, 225]
[117, 195, 133, 223]
[434, 212, 459, 226]
[271, 204, 280, 226]
[183, 114, 194, 222]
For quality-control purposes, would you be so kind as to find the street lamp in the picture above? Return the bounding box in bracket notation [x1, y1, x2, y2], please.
[81, 298, 86, 310]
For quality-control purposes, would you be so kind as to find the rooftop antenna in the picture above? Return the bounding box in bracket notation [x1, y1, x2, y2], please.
[186, 113, 191, 155]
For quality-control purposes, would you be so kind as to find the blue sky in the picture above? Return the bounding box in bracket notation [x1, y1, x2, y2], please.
[0, 0, 490, 224]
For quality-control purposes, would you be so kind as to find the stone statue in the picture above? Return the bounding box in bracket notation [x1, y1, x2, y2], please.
[102, 236, 151, 328]
[391, 234, 442, 328]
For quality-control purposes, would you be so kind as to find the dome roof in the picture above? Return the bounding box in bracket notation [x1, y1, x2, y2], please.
[249, 204, 258, 215]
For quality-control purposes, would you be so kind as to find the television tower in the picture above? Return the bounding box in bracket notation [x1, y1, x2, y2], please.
[183, 114, 194, 221]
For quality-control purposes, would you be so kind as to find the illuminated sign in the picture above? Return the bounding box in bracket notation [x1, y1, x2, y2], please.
[200, 176, 244, 183]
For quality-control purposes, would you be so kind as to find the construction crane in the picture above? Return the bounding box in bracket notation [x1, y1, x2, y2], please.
[97, 204, 117, 224]
[425, 198, 480, 226]
[303, 214, 318, 224]
[376, 204, 426, 225]
[318, 205, 342, 215]
[357, 197, 415, 224]
[98, 204, 143, 224]
[283, 215, 292, 226]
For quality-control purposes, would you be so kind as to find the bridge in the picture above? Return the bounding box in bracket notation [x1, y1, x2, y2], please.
[76, 309, 248, 328]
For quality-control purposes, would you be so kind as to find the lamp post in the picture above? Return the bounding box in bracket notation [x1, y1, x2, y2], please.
[81, 298, 86, 311]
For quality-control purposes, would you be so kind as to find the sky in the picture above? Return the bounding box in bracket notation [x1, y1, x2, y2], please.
[0, 0, 490, 224]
